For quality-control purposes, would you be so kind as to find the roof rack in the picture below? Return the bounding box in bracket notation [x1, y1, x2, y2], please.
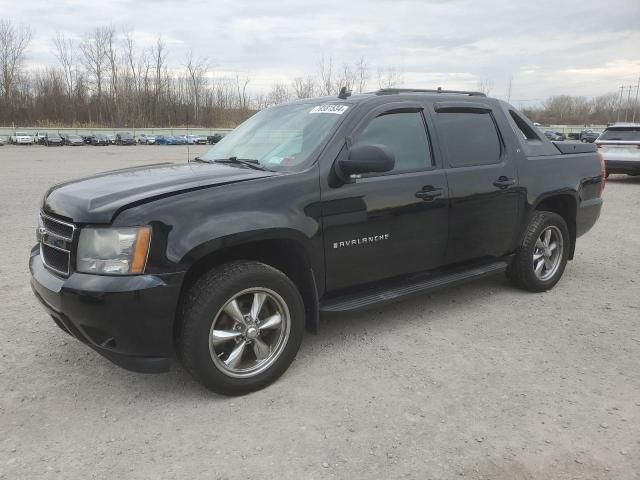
[375, 87, 486, 97]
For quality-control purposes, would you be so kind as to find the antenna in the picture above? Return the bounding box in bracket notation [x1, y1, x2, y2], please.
[338, 86, 351, 100]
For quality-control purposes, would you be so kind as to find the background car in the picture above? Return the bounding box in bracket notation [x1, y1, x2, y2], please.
[156, 135, 184, 145]
[116, 132, 136, 145]
[185, 134, 207, 145]
[544, 130, 566, 141]
[106, 134, 116, 145]
[81, 134, 95, 144]
[0, 136, 7, 146]
[137, 134, 156, 145]
[44, 133, 63, 146]
[64, 134, 84, 146]
[9, 131, 34, 145]
[207, 133, 225, 144]
[596, 123, 640, 177]
[580, 129, 601, 143]
[91, 134, 109, 146]
[34, 132, 48, 144]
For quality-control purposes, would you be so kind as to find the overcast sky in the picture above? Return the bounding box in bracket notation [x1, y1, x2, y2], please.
[2, 0, 639, 106]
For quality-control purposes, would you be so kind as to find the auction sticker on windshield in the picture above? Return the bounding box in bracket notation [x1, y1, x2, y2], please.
[309, 105, 349, 114]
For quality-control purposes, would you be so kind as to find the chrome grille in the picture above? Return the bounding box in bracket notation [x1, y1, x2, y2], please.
[41, 213, 74, 240]
[39, 212, 75, 276]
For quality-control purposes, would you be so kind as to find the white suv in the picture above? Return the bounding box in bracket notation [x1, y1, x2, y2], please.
[596, 123, 640, 177]
[10, 131, 35, 145]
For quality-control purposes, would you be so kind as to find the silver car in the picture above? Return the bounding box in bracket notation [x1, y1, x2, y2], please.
[596, 123, 640, 177]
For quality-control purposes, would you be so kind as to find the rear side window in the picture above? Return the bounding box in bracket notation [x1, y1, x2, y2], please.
[599, 127, 640, 141]
[354, 110, 432, 173]
[437, 112, 502, 167]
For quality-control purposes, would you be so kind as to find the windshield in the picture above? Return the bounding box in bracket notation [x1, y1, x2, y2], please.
[599, 127, 640, 141]
[201, 102, 350, 170]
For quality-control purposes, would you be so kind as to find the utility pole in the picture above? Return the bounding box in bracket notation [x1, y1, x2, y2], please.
[506, 75, 513, 103]
[617, 86, 625, 122]
[633, 75, 640, 124]
[625, 84, 633, 122]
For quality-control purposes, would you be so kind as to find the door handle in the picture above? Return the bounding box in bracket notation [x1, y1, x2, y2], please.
[493, 176, 516, 189]
[415, 187, 444, 200]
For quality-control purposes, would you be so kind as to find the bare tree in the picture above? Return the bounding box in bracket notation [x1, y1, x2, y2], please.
[354, 56, 369, 93]
[265, 83, 290, 107]
[81, 27, 110, 122]
[185, 50, 209, 123]
[318, 53, 334, 95]
[476, 77, 494, 96]
[337, 63, 356, 92]
[150, 36, 168, 124]
[292, 76, 315, 99]
[53, 32, 75, 99]
[235, 72, 250, 110]
[377, 65, 403, 89]
[0, 20, 32, 99]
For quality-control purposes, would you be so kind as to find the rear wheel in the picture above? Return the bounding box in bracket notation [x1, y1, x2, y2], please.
[177, 261, 305, 395]
[507, 211, 570, 292]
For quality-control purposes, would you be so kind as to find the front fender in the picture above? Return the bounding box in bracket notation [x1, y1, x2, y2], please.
[112, 167, 324, 277]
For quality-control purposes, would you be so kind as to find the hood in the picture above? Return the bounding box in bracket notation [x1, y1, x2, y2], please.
[43, 161, 276, 223]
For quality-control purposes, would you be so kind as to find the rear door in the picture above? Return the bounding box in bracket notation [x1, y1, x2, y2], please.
[430, 102, 520, 264]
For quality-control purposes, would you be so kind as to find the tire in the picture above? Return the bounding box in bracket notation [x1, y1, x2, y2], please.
[177, 261, 305, 396]
[507, 211, 570, 292]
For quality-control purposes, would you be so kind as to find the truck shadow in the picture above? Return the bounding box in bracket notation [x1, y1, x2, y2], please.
[51, 273, 511, 400]
[307, 274, 509, 343]
[606, 174, 640, 184]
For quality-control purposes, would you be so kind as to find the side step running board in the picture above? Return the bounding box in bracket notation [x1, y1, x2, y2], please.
[320, 260, 510, 313]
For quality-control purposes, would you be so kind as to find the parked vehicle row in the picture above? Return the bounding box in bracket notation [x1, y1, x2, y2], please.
[1, 132, 223, 146]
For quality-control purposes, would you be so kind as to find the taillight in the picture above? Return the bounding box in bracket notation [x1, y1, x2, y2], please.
[597, 151, 606, 196]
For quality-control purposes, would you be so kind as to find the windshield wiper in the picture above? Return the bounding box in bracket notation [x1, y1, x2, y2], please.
[191, 156, 212, 163]
[212, 156, 269, 171]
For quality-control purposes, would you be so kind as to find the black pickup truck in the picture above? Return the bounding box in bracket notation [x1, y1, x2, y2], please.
[30, 88, 605, 395]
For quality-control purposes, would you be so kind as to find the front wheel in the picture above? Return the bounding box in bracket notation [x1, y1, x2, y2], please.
[177, 261, 305, 395]
[507, 211, 570, 292]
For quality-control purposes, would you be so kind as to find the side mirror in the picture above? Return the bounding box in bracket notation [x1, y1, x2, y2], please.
[337, 144, 395, 178]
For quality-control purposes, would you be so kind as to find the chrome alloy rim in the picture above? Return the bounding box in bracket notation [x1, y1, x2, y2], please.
[209, 288, 290, 378]
[533, 225, 564, 281]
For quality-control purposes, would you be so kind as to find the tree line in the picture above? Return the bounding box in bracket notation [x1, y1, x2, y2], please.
[521, 93, 639, 126]
[0, 20, 406, 128]
[1, 19, 638, 128]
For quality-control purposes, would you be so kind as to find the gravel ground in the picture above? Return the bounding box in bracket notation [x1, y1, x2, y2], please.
[0, 144, 639, 479]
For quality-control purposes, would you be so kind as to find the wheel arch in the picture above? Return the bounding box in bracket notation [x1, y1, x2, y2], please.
[176, 231, 320, 338]
[530, 193, 578, 260]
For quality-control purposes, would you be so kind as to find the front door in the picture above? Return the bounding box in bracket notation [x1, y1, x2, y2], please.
[321, 104, 449, 292]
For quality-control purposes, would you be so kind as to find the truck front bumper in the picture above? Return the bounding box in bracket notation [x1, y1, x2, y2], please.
[29, 246, 185, 373]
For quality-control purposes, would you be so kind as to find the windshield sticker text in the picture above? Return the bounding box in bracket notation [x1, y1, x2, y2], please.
[310, 105, 349, 115]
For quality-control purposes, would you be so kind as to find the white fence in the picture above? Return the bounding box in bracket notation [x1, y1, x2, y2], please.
[0, 127, 233, 137]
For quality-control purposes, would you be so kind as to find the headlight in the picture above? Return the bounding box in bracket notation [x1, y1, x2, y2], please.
[77, 226, 151, 275]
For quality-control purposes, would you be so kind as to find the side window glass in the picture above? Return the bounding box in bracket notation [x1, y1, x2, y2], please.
[437, 112, 501, 167]
[353, 110, 432, 174]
